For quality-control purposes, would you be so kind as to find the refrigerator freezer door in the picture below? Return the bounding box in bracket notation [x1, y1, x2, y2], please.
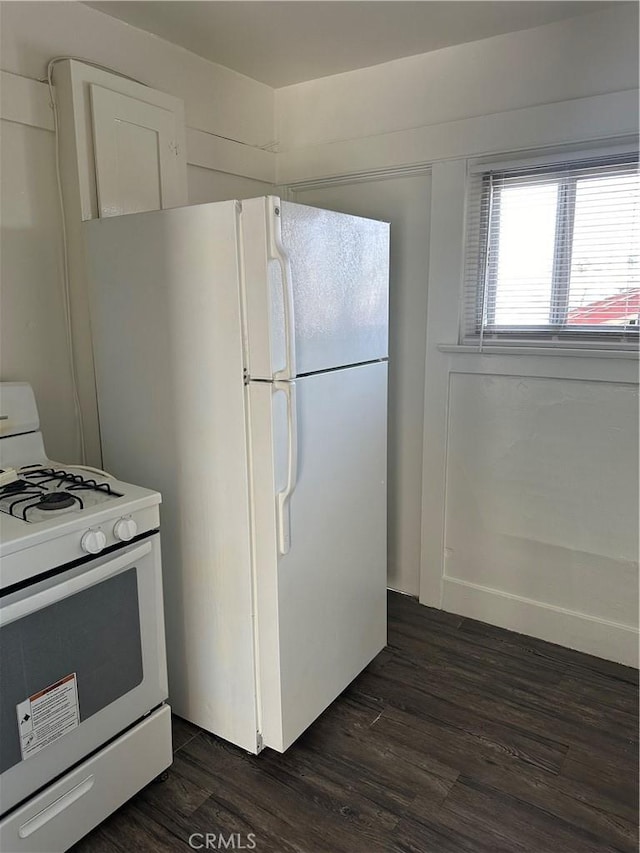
[241, 198, 389, 380]
[247, 361, 388, 752]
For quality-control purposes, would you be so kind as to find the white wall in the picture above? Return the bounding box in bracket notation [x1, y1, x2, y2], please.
[0, 1, 275, 462]
[187, 167, 273, 206]
[277, 4, 639, 662]
[422, 160, 638, 666]
[276, 5, 638, 151]
[444, 374, 638, 629]
[0, 1, 274, 148]
[0, 120, 78, 463]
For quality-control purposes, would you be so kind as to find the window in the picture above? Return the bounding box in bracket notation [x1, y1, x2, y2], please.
[463, 153, 640, 347]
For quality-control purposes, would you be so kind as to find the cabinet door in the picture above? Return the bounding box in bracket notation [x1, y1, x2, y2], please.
[91, 86, 187, 217]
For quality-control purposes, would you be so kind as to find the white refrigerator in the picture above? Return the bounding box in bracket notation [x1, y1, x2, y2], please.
[84, 196, 389, 753]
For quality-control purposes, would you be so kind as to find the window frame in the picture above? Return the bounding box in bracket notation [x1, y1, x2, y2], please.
[465, 151, 640, 349]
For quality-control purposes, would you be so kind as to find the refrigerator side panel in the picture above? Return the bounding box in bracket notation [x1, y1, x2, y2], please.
[248, 362, 388, 752]
[84, 202, 260, 752]
[281, 201, 390, 375]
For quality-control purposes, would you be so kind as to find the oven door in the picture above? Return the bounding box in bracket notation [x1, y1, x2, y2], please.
[0, 534, 167, 816]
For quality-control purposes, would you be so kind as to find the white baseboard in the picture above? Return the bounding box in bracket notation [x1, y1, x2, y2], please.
[442, 577, 639, 668]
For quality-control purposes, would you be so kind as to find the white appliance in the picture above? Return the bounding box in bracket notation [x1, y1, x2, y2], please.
[0, 382, 171, 853]
[84, 196, 389, 753]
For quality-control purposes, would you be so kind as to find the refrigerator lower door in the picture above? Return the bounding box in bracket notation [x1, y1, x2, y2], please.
[247, 361, 388, 752]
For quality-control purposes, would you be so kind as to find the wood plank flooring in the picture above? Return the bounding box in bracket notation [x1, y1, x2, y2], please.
[72, 592, 639, 852]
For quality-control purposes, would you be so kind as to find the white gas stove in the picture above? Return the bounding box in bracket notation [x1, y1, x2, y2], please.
[0, 383, 161, 590]
[0, 460, 162, 590]
[0, 382, 171, 853]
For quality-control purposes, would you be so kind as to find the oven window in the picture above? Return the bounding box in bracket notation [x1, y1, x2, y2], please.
[0, 568, 143, 773]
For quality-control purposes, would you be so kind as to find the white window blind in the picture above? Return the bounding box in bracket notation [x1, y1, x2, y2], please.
[462, 153, 640, 348]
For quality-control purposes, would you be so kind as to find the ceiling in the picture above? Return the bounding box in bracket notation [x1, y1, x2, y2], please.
[85, 1, 617, 88]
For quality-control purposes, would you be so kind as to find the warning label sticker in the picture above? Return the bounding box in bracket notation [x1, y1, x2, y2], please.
[16, 673, 80, 760]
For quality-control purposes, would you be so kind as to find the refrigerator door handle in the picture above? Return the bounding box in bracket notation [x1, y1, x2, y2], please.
[268, 198, 297, 381]
[274, 379, 298, 555]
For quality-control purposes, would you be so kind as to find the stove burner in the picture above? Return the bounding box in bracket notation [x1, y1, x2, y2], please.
[37, 492, 78, 511]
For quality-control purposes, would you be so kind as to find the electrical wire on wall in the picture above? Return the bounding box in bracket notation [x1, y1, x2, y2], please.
[43, 57, 146, 466]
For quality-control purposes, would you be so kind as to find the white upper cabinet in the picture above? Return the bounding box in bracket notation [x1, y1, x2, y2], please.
[91, 86, 186, 217]
[54, 60, 187, 221]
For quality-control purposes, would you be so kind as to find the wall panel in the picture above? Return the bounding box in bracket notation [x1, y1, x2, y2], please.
[444, 373, 638, 629]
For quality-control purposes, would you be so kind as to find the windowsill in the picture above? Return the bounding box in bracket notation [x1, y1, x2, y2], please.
[437, 344, 640, 359]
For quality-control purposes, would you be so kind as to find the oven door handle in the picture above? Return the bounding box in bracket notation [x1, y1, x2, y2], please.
[0, 540, 152, 627]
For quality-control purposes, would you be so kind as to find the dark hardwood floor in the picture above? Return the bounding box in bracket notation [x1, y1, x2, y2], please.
[73, 592, 639, 852]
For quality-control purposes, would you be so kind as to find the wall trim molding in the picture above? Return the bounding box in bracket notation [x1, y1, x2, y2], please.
[277, 89, 639, 184]
[439, 344, 640, 361]
[186, 127, 275, 184]
[0, 70, 54, 131]
[442, 576, 639, 668]
[5, 68, 633, 191]
[284, 163, 432, 192]
[0, 69, 276, 182]
[444, 361, 639, 385]
[420, 160, 467, 608]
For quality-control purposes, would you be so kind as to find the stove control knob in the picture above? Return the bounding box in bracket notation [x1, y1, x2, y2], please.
[114, 517, 137, 542]
[81, 528, 107, 555]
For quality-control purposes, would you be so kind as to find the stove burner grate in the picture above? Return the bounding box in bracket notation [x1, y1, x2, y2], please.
[0, 467, 122, 522]
[4, 491, 47, 517]
[21, 468, 121, 496]
[0, 480, 31, 495]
